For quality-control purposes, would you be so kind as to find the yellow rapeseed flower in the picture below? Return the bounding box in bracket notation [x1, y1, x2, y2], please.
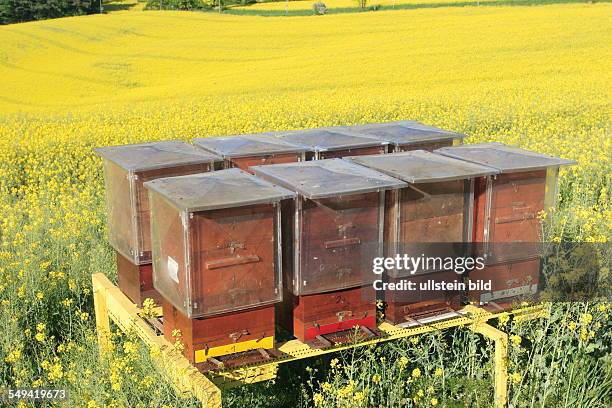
[580, 313, 593, 325]
[510, 335, 522, 346]
[123, 341, 138, 355]
[330, 358, 340, 369]
[510, 373, 522, 384]
[4, 349, 22, 363]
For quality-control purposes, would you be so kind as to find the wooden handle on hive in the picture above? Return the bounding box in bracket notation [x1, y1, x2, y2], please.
[205, 255, 261, 270]
[324, 237, 361, 249]
[495, 212, 535, 224]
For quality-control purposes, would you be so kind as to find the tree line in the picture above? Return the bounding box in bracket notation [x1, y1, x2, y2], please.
[0, 0, 99, 24]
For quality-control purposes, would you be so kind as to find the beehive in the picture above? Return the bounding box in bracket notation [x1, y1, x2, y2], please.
[193, 133, 307, 174]
[274, 127, 388, 160]
[436, 143, 575, 307]
[346, 150, 497, 323]
[95, 141, 221, 305]
[144, 169, 295, 362]
[115, 251, 159, 306]
[251, 159, 405, 341]
[347, 120, 465, 153]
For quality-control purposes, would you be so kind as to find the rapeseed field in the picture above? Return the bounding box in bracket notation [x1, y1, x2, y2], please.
[0, 3, 610, 407]
[232, 0, 498, 11]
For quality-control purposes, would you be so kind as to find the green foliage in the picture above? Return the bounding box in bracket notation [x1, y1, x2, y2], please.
[312, 1, 326, 14]
[144, 0, 212, 10]
[0, 0, 98, 24]
[301, 303, 612, 407]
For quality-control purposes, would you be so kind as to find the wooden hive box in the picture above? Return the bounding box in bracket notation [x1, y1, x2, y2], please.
[273, 127, 389, 160]
[115, 250, 161, 306]
[346, 120, 465, 153]
[252, 159, 405, 341]
[193, 133, 307, 174]
[346, 150, 497, 323]
[95, 141, 221, 305]
[436, 143, 575, 307]
[144, 169, 295, 362]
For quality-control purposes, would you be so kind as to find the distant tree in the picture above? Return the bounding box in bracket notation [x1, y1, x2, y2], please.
[0, 0, 98, 25]
[144, 0, 211, 10]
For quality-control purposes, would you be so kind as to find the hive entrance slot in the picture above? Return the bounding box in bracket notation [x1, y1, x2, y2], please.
[403, 304, 456, 322]
[196, 347, 285, 373]
[143, 316, 164, 336]
[396, 307, 464, 328]
[306, 326, 381, 349]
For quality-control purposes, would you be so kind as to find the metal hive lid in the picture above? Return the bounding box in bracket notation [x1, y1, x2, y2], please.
[193, 133, 308, 158]
[143, 168, 296, 212]
[94, 140, 222, 172]
[250, 159, 406, 199]
[345, 150, 498, 183]
[274, 127, 388, 152]
[436, 142, 576, 173]
[346, 121, 466, 146]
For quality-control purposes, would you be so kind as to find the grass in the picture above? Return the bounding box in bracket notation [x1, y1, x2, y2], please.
[0, 2, 610, 407]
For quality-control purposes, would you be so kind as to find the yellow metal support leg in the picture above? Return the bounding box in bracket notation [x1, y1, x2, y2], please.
[91, 274, 223, 408]
[92, 273, 112, 357]
[470, 321, 508, 408]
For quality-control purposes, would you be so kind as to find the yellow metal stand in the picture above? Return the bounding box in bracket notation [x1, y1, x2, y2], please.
[92, 274, 223, 408]
[92, 273, 549, 408]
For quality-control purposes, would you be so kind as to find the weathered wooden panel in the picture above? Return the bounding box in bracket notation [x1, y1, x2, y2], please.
[316, 146, 386, 160]
[116, 250, 161, 306]
[104, 160, 133, 261]
[281, 195, 381, 294]
[397, 182, 466, 245]
[383, 189, 399, 258]
[300, 193, 380, 293]
[472, 176, 489, 243]
[400, 181, 465, 221]
[162, 299, 275, 363]
[189, 204, 278, 315]
[152, 191, 280, 317]
[106, 161, 213, 264]
[227, 153, 302, 174]
[393, 140, 453, 153]
[473, 172, 545, 261]
[150, 193, 189, 309]
[279, 286, 376, 341]
[491, 206, 542, 243]
[468, 258, 540, 309]
[384, 271, 463, 324]
[133, 163, 213, 261]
